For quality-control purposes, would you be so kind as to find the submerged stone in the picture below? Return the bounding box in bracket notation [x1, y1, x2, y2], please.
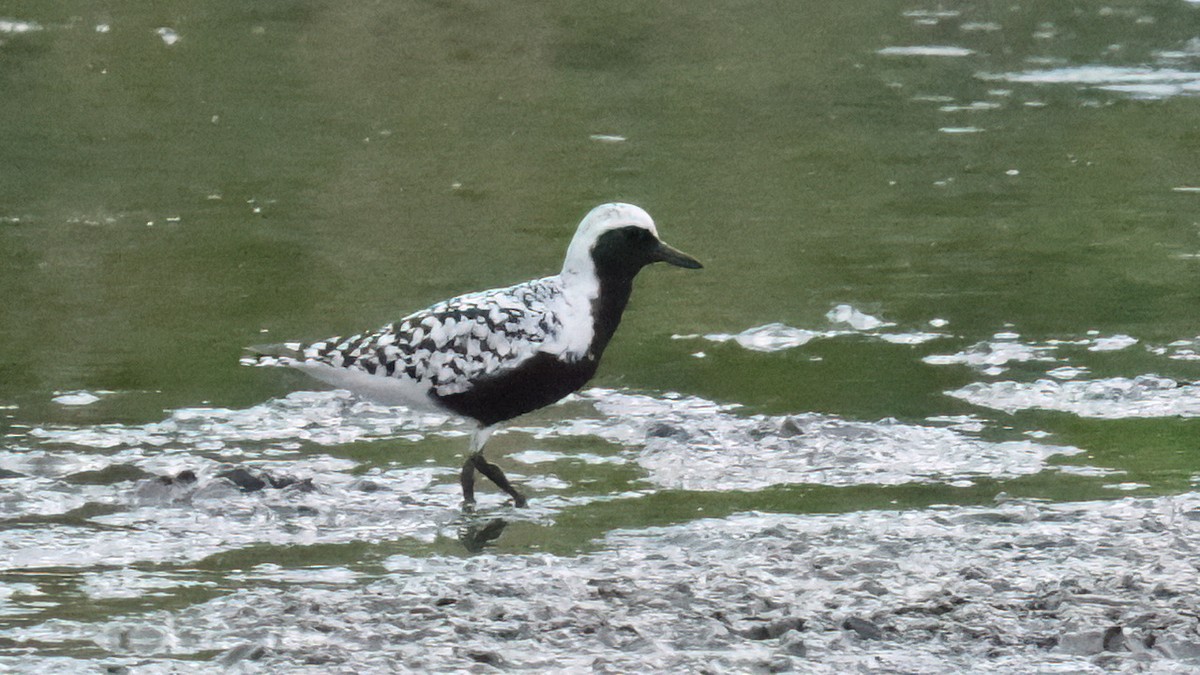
[216, 467, 313, 492]
[842, 616, 884, 640]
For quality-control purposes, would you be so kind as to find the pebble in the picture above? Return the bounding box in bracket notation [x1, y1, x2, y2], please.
[842, 616, 884, 640]
[778, 629, 807, 657]
[217, 467, 314, 492]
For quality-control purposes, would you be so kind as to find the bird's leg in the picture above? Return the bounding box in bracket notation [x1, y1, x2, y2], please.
[471, 454, 527, 508]
[460, 456, 477, 507]
[460, 427, 491, 507]
[458, 425, 527, 507]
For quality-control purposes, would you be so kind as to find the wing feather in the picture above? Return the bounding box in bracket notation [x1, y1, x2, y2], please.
[245, 277, 567, 398]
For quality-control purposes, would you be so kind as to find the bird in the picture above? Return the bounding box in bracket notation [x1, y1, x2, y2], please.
[242, 203, 702, 507]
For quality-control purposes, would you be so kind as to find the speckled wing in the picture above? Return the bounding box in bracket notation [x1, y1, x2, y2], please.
[245, 277, 566, 397]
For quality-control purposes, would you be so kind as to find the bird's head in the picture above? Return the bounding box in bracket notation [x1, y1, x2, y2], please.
[562, 203, 702, 285]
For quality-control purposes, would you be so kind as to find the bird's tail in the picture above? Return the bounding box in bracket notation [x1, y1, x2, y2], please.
[239, 342, 307, 368]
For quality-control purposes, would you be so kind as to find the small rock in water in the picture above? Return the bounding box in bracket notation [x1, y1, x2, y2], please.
[156, 469, 197, 486]
[1102, 626, 1128, 652]
[217, 467, 313, 492]
[351, 478, 384, 492]
[768, 616, 806, 638]
[1057, 629, 1108, 655]
[733, 615, 805, 640]
[778, 416, 806, 438]
[66, 464, 151, 485]
[135, 470, 200, 503]
[464, 649, 505, 667]
[842, 616, 884, 640]
[778, 629, 807, 657]
[219, 468, 267, 492]
[217, 642, 269, 667]
[1152, 636, 1200, 660]
[646, 421, 689, 441]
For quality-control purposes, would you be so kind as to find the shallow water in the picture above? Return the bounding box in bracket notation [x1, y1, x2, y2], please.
[3, 1, 1200, 671]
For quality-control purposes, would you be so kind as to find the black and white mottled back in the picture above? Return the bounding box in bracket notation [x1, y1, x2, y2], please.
[243, 203, 700, 427]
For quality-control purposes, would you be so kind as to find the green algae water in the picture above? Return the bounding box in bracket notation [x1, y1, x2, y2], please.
[2, 1, 1200, 671]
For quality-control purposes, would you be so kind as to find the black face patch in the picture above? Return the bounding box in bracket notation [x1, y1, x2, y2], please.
[590, 226, 661, 281]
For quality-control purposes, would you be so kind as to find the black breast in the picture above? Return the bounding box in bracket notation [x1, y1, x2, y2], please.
[432, 352, 599, 426]
[434, 227, 648, 427]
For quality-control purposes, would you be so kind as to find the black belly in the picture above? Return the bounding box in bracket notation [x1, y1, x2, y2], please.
[433, 352, 599, 427]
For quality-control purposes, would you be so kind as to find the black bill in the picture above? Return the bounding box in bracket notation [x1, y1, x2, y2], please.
[653, 241, 703, 269]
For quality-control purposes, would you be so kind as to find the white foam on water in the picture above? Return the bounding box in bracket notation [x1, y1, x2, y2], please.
[51, 391, 103, 406]
[702, 322, 833, 352]
[948, 375, 1200, 417]
[939, 101, 1003, 112]
[228, 564, 360, 586]
[155, 27, 179, 46]
[923, 335, 1058, 373]
[0, 19, 42, 34]
[79, 569, 214, 601]
[991, 65, 1200, 84]
[29, 390, 458, 450]
[825, 304, 892, 330]
[981, 65, 1200, 99]
[8, 493, 1200, 672]
[877, 331, 944, 345]
[688, 308, 943, 353]
[1088, 334, 1139, 351]
[878, 45, 975, 57]
[530, 389, 1081, 491]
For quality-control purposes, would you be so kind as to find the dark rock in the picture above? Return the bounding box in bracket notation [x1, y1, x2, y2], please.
[155, 469, 197, 487]
[219, 468, 267, 492]
[646, 421, 688, 441]
[856, 579, 889, 596]
[274, 476, 316, 492]
[216, 467, 312, 493]
[1057, 630, 1106, 656]
[217, 642, 269, 666]
[733, 620, 772, 640]
[589, 579, 629, 599]
[1151, 583, 1180, 599]
[1027, 635, 1058, 649]
[779, 629, 807, 657]
[842, 616, 884, 640]
[466, 650, 505, 667]
[778, 416, 806, 438]
[353, 479, 383, 492]
[0, 468, 26, 479]
[1102, 626, 1127, 652]
[1152, 636, 1200, 660]
[767, 656, 793, 672]
[66, 464, 151, 485]
[768, 617, 805, 638]
[895, 594, 967, 617]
